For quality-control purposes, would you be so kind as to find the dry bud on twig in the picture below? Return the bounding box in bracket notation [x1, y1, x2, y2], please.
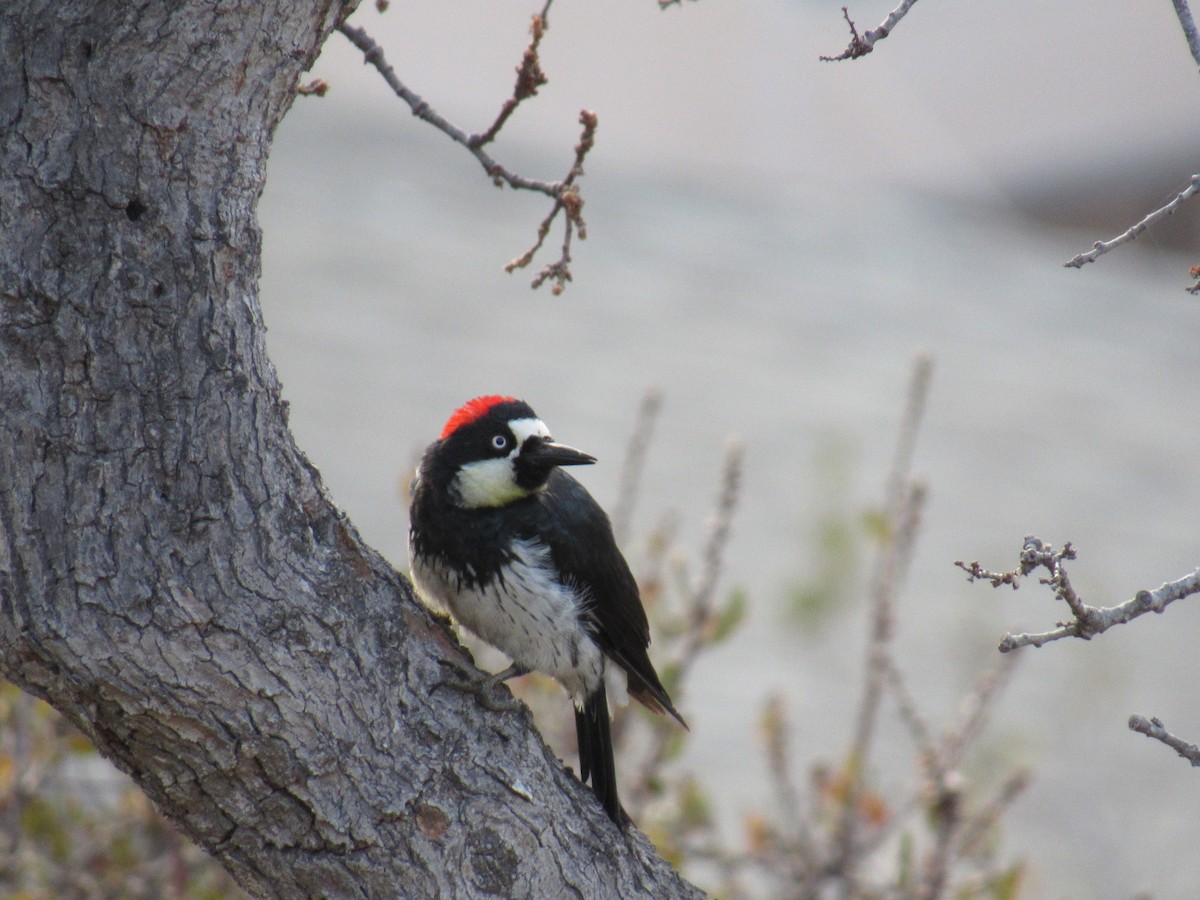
[296, 79, 330, 97]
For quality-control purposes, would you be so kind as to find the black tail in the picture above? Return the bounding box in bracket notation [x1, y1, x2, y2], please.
[575, 684, 626, 827]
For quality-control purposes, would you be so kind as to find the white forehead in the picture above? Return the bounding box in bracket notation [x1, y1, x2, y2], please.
[509, 417, 551, 445]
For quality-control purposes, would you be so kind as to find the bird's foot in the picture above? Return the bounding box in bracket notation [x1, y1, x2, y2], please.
[433, 658, 526, 713]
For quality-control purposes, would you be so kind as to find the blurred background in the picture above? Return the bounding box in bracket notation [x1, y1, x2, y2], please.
[256, 1, 1199, 895]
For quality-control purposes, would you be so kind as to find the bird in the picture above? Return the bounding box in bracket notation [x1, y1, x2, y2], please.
[407, 395, 687, 827]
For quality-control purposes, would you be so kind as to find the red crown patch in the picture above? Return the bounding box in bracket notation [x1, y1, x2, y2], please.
[440, 395, 518, 439]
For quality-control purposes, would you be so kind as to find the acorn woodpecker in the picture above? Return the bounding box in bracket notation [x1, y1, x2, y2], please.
[408, 395, 687, 827]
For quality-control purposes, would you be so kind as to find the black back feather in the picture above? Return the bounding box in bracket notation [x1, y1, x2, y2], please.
[533, 471, 686, 727]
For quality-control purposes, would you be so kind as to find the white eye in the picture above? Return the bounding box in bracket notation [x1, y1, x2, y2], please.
[491, 434, 508, 451]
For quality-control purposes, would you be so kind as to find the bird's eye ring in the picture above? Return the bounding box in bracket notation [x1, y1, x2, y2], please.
[491, 434, 508, 450]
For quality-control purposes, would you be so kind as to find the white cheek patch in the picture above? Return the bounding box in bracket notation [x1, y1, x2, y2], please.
[454, 457, 525, 508]
[452, 418, 552, 508]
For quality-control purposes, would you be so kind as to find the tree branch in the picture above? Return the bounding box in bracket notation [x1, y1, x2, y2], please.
[832, 352, 931, 880]
[338, 4, 596, 293]
[1129, 714, 1200, 767]
[336, 21, 559, 194]
[820, 0, 921, 62]
[1062, 174, 1200, 278]
[471, 2, 553, 149]
[698, 356, 1024, 897]
[957, 538, 1200, 652]
[1170, 0, 1200, 71]
[610, 388, 665, 546]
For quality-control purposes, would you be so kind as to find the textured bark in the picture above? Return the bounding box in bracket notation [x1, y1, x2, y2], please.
[0, 2, 700, 896]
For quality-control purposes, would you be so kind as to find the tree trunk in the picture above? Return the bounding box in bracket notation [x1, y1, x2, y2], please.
[0, 2, 700, 896]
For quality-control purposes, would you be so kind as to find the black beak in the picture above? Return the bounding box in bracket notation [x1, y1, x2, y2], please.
[524, 439, 596, 468]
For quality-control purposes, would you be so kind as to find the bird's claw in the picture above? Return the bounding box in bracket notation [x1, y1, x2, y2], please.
[433, 658, 524, 713]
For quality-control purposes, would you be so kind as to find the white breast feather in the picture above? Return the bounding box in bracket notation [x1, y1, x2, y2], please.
[411, 536, 605, 704]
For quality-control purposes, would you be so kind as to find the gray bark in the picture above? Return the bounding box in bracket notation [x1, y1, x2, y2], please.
[0, 1, 701, 896]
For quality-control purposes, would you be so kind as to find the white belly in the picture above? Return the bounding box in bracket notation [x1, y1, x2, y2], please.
[411, 537, 605, 703]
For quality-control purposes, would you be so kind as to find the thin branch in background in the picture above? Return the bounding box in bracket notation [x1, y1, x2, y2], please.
[941, 654, 1018, 773]
[684, 438, 744, 644]
[655, 358, 1024, 897]
[883, 352, 934, 525]
[1171, 0, 1200, 70]
[832, 353, 932, 874]
[882, 655, 935, 761]
[846, 476, 926, 752]
[955, 769, 1032, 860]
[618, 437, 744, 821]
[339, 0, 596, 293]
[611, 387, 665, 546]
[850, 652, 1023, 872]
[1129, 714, 1200, 767]
[1055, 3, 1200, 289]
[906, 654, 1023, 898]
[820, 0, 921, 62]
[1062, 174, 1200, 279]
[959, 537, 1200, 652]
[759, 693, 807, 844]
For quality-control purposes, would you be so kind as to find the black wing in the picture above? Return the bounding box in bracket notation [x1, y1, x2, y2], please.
[531, 470, 686, 727]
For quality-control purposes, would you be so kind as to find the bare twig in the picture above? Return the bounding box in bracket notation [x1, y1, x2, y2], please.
[1063, 174, 1200, 270]
[338, 4, 596, 292]
[338, 22, 558, 194]
[1171, 0, 1200, 70]
[1060, 4, 1199, 288]
[999, 569, 1200, 653]
[760, 693, 808, 843]
[832, 353, 932, 877]
[616, 434, 743, 821]
[820, 0, 921, 62]
[505, 112, 597, 295]
[611, 388, 664, 545]
[942, 655, 1018, 771]
[882, 655, 936, 761]
[674, 438, 744, 681]
[847, 354, 932, 749]
[960, 538, 1200, 652]
[470, 3, 552, 149]
[685, 357, 1022, 897]
[883, 352, 933, 526]
[955, 770, 1031, 858]
[954, 560, 1020, 589]
[1129, 714, 1200, 767]
[873, 652, 1021, 898]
